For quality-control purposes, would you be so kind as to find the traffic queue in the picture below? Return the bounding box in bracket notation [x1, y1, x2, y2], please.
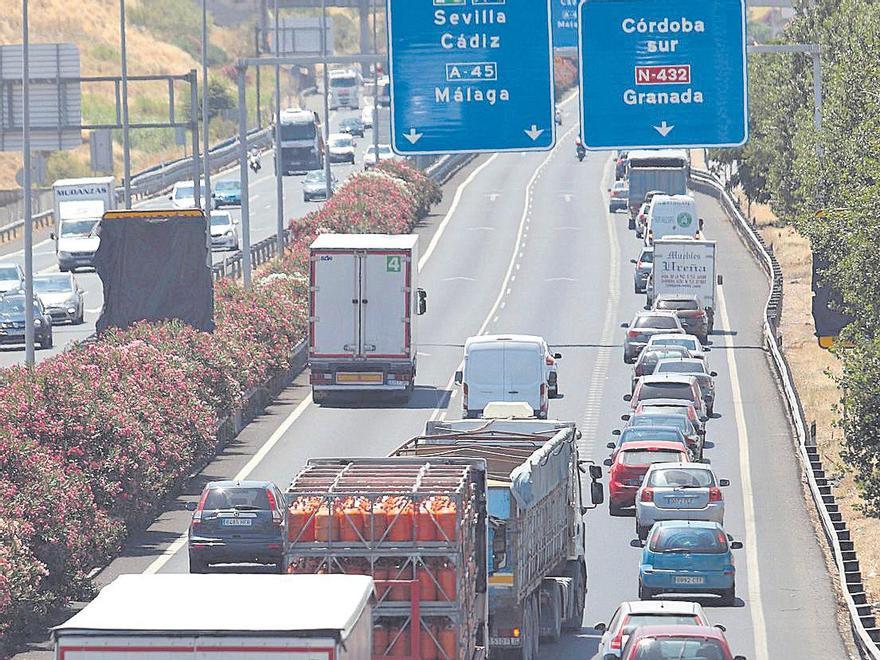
[594, 150, 747, 660]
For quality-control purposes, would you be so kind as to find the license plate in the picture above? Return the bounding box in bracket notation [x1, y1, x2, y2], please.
[336, 372, 383, 384]
[674, 575, 705, 585]
[222, 519, 252, 527]
[489, 638, 521, 647]
[667, 497, 695, 506]
[624, 479, 643, 486]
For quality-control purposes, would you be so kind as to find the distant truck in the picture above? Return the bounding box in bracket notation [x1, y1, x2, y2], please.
[652, 238, 719, 333]
[53, 573, 374, 659]
[51, 176, 116, 272]
[328, 68, 360, 109]
[626, 150, 688, 219]
[308, 234, 427, 404]
[395, 416, 604, 659]
[275, 107, 323, 175]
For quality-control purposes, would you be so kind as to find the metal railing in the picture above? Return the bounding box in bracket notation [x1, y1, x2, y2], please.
[690, 167, 880, 658]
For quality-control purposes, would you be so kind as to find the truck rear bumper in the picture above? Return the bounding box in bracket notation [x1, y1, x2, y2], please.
[309, 360, 415, 391]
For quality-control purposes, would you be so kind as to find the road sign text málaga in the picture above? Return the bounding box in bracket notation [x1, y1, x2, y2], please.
[388, 0, 556, 154]
[578, 0, 748, 150]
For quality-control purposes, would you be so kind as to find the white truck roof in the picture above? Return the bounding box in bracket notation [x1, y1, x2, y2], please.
[54, 574, 373, 638]
[280, 108, 316, 124]
[53, 176, 115, 187]
[628, 149, 689, 161]
[465, 334, 546, 348]
[310, 233, 418, 251]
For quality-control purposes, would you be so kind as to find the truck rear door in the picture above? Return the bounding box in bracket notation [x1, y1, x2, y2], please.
[361, 250, 410, 358]
[503, 343, 542, 411]
[311, 251, 358, 358]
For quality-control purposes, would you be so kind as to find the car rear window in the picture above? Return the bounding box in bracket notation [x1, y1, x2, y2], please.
[620, 428, 682, 443]
[638, 250, 654, 264]
[623, 613, 701, 634]
[656, 361, 703, 374]
[634, 316, 679, 329]
[651, 337, 698, 351]
[651, 527, 728, 553]
[630, 415, 689, 433]
[648, 468, 714, 488]
[203, 487, 271, 511]
[637, 349, 688, 373]
[620, 449, 684, 466]
[657, 299, 699, 311]
[633, 638, 729, 660]
[638, 383, 695, 401]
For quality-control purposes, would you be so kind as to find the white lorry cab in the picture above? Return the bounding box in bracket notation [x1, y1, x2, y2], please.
[455, 334, 561, 419]
[646, 194, 698, 245]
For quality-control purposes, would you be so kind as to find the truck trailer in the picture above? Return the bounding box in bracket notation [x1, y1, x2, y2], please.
[652, 238, 719, 333]
[626, 150, 688, 220]
[51, 176, 116, 272]
[394, 417, 604, 660]
[53, 573, 374, 659]
[308, 233, 427, 404]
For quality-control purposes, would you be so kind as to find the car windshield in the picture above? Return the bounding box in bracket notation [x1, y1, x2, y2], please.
[60, 219, 99, 237]
[633, 638, 729, 659]
[623, 613, 701, 634]
[330, 76, 357, 88]
[0, 267, 20, 280]
[33, 275, 72, 293]
[203, 487, 271, 511]
[174, 185, 194, 199]
[651, 527, 728, 553]
[620, 449, 684, 466]
[657, 298, 700, 311]
[620, 427, 682, 443]
[369, 145, 393, 155]
[657, 361, 704, 374]
[215, 181, 238, 192]
[637, 349, 689, 373]
[631, 415, 689, 433]
[210, 214, 232, 227]
[330, 136, 352, 147]
[341, 118, 361, 127]
[638, 382, 695, 401]
[281, 123, 316, 140]
[638, 250, 654, 264]
[652, 337, 698, 351]
[304, 171, 326, 183]
[648, 467, 714, 488]
[634, 316, 679, 329]
[0, 298, 37, 315]
[613, 182, 628, 191]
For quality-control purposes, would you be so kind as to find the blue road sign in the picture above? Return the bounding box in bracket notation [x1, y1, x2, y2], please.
[578, 0, 748, 150]
[552, 1, 579, 49]
[388, 0, 556, 155]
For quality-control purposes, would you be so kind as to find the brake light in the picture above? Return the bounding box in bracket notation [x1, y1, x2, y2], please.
[611, 627, 625, 649]
[266, 489, 283, 525]
[627, 329, 640, 338]
[636, 261, 643, 269]
[192, 489, 210, 525]
[640, 487, 654, 502]
[709, 486, 723, 502]
[545, 356, 555, 366]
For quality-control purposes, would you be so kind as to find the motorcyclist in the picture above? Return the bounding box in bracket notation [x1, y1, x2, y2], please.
[248, 149, 261, 173]
[575, 137, 586, 160]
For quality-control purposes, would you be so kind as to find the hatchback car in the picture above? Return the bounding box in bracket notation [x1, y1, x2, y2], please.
[0, 262, 24, 293]
[622, 311, 684, 363]
[594, 601, 711, 659]
[209, 211, 240, 251]
[0, 294, 53, 348]
[302, 170, 338, 202]
[187, 480, 288, 573]
[654, 358, 717, 415]
[635, 462, 729, 539]
[33, 272, 84, 325]
[609, 180, 629, 212]
[212, 179, 241, 207]
[626, 374, 706, 421]
[636, 400, 707, 435]
[620, 625, 745, 660]
[607, 426, 693, 462]
[631, 345, 692, 393]
[169, 180, 196, 209]
[631, 247, 653, 293]
[327, 132, 356, 164]
[646, 333, 708, 362]
[339, 116, 365, 137]
[623, 411, 703, 458]
[635, 521, 741, 604]
[653, 294, 710, 343]
[364, 144, 395, 169]
[607, 441, 690, 513]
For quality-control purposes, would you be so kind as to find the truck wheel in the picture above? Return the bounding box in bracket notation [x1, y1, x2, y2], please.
[189, 553, 208, 574]
[638, 581, 654, 600]
[562, 560, 586, 631]
[312, 389, 328, 405]
[719, 581, 736, 606]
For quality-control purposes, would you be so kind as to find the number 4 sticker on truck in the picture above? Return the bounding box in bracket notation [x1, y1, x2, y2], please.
[386, 255, 402, 272]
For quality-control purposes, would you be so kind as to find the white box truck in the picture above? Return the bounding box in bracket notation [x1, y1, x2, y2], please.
[646, 194, 698, 245]
[51, 177, 116, 272]
[652, 238, 718, 332]
[309, 233, 426, 404]
[53, 574, 374, 660]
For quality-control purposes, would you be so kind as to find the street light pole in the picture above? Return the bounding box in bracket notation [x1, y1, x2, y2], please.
[120, 0, 132, 208]
[274, 0, 285, 256]
[372, 0, 379, 158]
[321, 0, 332, 200]
[22, 0, 35, 366]
[237, 65, 252, 289]
[201, 0, 212, 214]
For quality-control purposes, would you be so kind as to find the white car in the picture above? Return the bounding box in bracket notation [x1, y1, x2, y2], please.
[327, 133, 356, 164]
[594, 600, 712, 658]
[364, 144, 395, 169]
[0, 262, 24, 293]
[635, 462, 729, 540]
[169, 181, 196, 209]
[209, 211, 239, 251]
[361, 104, 375, 129]
[646, 333, 708, 361]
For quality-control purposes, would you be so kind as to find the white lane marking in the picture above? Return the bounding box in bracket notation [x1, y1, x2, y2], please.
[716, 285, 770, 660]
[143, 393, 314, 575]
[418, 155, 499, 272]
[85, 307, 102, 314]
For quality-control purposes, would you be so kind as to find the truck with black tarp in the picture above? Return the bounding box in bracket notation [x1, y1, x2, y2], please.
[394, 416, 604, 660]
[93, 209, 214, 333]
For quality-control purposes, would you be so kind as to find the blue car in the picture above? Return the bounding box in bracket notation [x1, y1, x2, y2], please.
[212, 179, 241, 207]
[635, 520, 741, 605]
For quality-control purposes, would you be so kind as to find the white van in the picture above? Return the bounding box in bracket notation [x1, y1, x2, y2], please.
[646, 194, 698, 245]
[455, 334, 560, 419]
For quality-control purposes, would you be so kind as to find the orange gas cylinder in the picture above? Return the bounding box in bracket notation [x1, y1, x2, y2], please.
[372, 623, 389, 656]
[388, 625, 410, 657]
[314, 504, 337, 541]
[369, 504, 388, 541]
[339, 505, 364, 542]
[438, 564, 457, 601]
[434, 500, 458, 542]
[439, 624, 457, 659]
[420, 622, 440, 660]
[417, 502, 437, 541]
[386, 503, 414, 542]
[287, 502, 316, 542]
[388, 564, 411, 601]
[373, 564, 390, 601]
[418, 565, 437, 601]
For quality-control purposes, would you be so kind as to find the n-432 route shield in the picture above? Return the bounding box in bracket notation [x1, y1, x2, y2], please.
[388, 0, 556, 155]
[578, 0, 748, 150]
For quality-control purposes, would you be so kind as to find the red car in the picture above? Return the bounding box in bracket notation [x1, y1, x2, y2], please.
[621, 624, 745, 660]
[606, 441, 690, 514]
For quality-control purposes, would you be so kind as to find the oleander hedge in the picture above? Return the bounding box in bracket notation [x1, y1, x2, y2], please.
[0, 161, 440, 649]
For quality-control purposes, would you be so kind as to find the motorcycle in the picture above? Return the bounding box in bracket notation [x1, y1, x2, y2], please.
[555, 107, 563, 126]
[576, 144, 586, 162]
[248, 151, 262, 174]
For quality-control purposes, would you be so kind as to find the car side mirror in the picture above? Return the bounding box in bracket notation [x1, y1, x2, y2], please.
[185, 502, 197, 512]
[590, 481, 604, 506]
[168, 194, 173, 200]
[733, 656, 746, 660]
[715, 624, 727, 632]
[710, 371, 718, 377]
[731, 541, 743, 550]
[620, 322, 629, 328]
[606, 442, 616, 449]
[612, 429, 621, 436]
[593, 622, 607, 633]
[621, 414, 631, 421]
[417, 288, 427, 315]
[717, 274, 724, 286]
[719, 479, 730, 487]
[603, 458, 613, 467]
[700, 415, 709, 423]
[630, 258, 637, 264]
[623, 394, 632, 402]
[553, 352, 562, 360]
[630, 538, 645, 548]
[589, 465, 602, 480]
[454, 370, 463, 385]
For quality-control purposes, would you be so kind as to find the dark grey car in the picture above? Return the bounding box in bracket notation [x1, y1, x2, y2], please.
[33, 273, 84, 325]
[653, 294, 709, 343]
[631, 247, 654, 294]
[622, 311, 684, 364]
[302, 170, 338, 202]
[654, 357, 718, 415]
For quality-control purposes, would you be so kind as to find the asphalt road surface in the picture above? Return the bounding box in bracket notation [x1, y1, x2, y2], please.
[12, 96, 849, 659]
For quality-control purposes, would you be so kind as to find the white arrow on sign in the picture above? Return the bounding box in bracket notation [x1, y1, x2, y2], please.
[654, 121, 675, 137]
[524, 125, 545, 141]
[403, 128, 423, 144]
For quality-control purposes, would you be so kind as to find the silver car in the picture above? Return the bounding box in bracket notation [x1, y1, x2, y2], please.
[33, 272, 84, 324]
[635, 462, 730, 540]
[594, 600, 711, 659]
[631, 246, 653, 294]
[622, 311, 684, 364]
[0, 262, 24, 293]
[209, 211, 239, 251]
[646, 333, 708, 361]
[654, 357, 718, 415]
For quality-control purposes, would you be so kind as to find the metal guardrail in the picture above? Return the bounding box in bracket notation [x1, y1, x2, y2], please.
[690, 167, 880, 658]
[0, 208, 53, 244]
